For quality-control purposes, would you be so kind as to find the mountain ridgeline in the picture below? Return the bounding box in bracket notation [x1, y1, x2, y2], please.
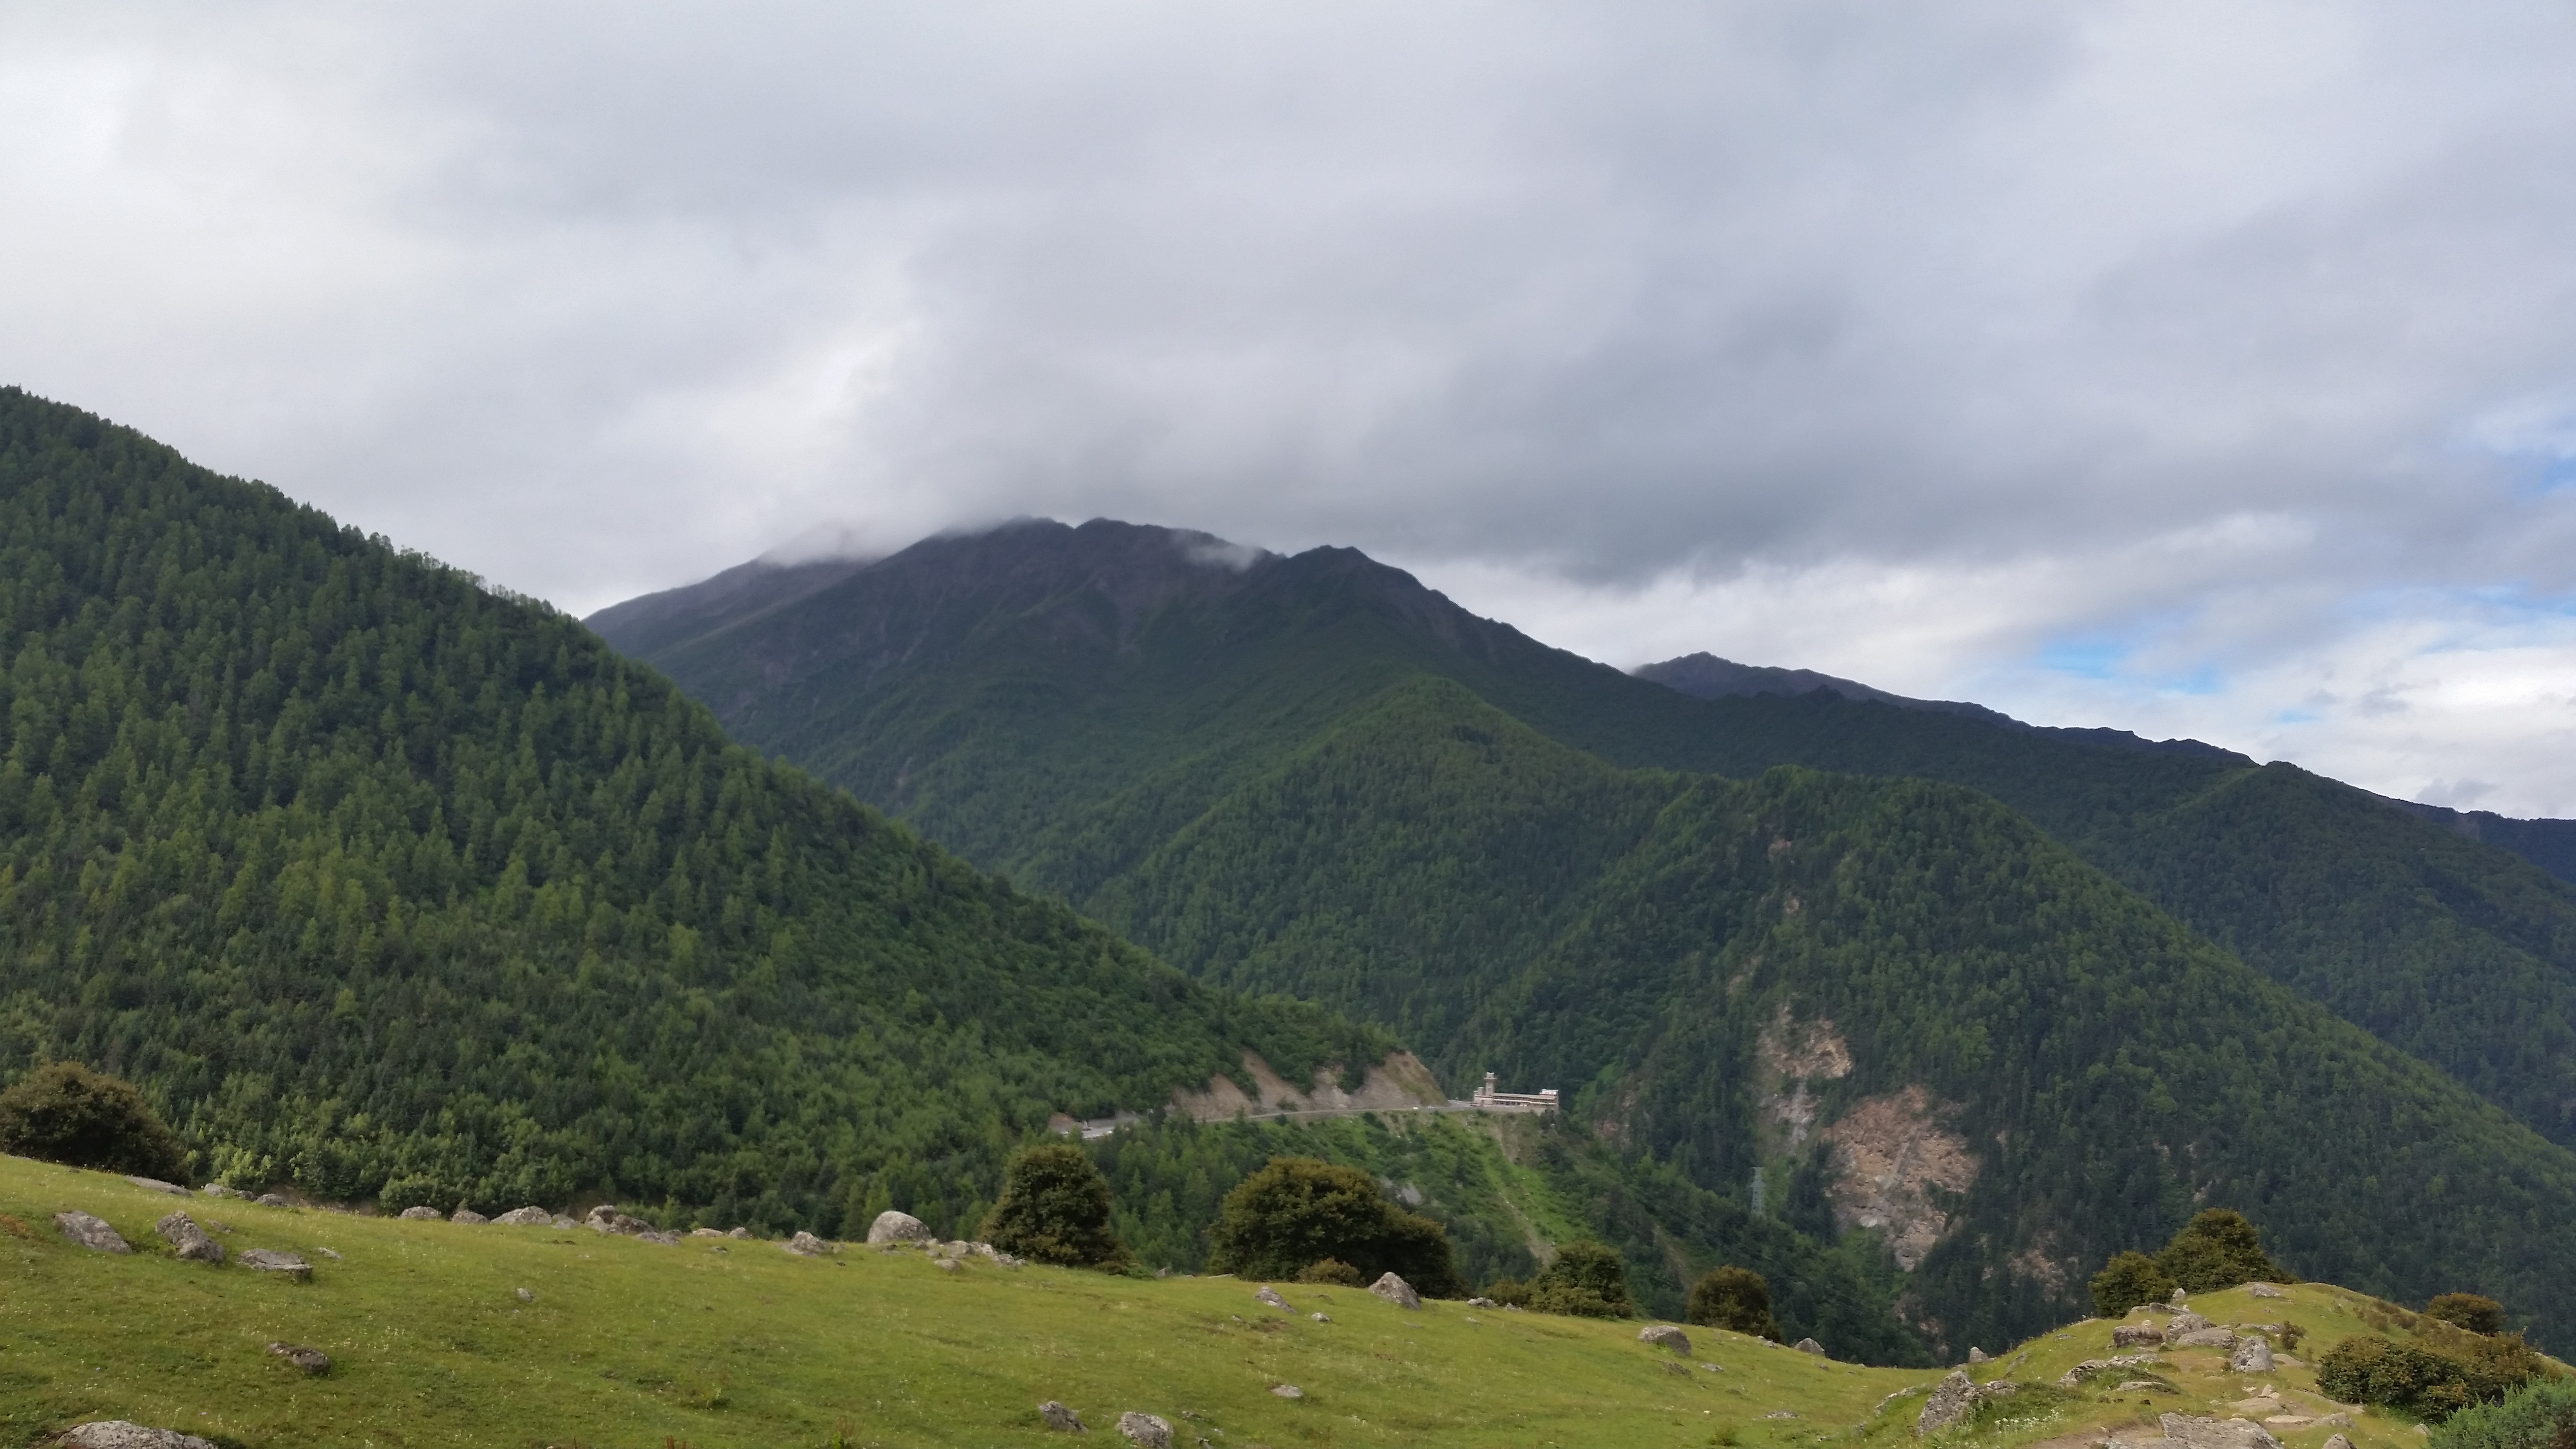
[0, 390, 1392, 1240]
[597, 518, 2576, 1351]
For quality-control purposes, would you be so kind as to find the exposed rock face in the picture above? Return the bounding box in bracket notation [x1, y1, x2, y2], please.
[55, 1211, 130, 1253]
[267, 1341, 331, 1374]
[1918, 1371, 1976, 1434]
[2232, 1336, 2275, 1373]
[398, 1206, 442, 1221]
[1819, 1085, 1978, 1270]
[156, 1211, 223, 1264]
[1369, 1272, 1421, 1309]
[785, 1231, 832, 1256]
[2112, 1324, 2166, 1348]
[1169, 1049, 1448, 1122]
[1640, 1325, 1692, 1353]
[2158, 1415, 2284, 1449]
[127, 1176, 190, 1196]
[1115, 1412, 1173, 1448]
[1039, 1400, 1086, 1432]
[868, 1209, 931, 1244]
[59, 1422, 217, 1449]
[1254, 1286, 1290, 1310]
[239, 1249, 312, 1280]
[1794, 1338, 1826, 1356]
[492, 1206, 553, 1225]
[451, 1208, 487, 1224]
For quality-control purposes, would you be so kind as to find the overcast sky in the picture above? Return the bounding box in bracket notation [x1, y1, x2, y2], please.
[6, 2, 2576, 814]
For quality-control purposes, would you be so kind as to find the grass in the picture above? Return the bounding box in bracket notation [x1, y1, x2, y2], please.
[0, 1155, 2554, 1449]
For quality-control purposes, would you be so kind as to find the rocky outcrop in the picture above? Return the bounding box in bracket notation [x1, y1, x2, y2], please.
[1369, 1272, 1421, 1309]
[492, 1206, 553, 1225]
[1820, 1086, 1978, 1270]
[267, 1341, 331, 1374]
[1039, 1400, 1086, 1432]
[1115, 1411, 1173, 1448]
[1794, 1337, 1826, 1356]
[868, 1210, 931, 1244]
[1918, 1371, 1976, 1434]
[1640, 1325, 1692, 1353]
[156, 1211, 223, 1264]
[55, 1211, 130, 1253]
[239, 1249, 312, 1280]
[58, 1423, 217, 1449]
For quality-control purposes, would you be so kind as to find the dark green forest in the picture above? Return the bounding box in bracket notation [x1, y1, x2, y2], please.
[0, 388, 1382, 1238]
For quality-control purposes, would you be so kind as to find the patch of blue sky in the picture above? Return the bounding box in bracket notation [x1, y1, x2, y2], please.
[2036, 636, 2126, 679]
[2033, 629, 2225, 696]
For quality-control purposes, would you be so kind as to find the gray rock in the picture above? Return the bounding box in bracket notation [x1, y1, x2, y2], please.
[786, 1230, 832, 1256]
[450, 1208, 488, 1225]
[1254, 1286, 1290, 1310]
[1967, 1347, 1988, 1364]
[2231, 1336, 2275, 1374]
[2172, 1328, 2239, 1350]
[2158, 1415, 2284, 1449]
[2323, 1435, 2352, 1449]
[634, 1229, 683, 1246]
[58, 1422, 218, 1449]
[1640, 1325, 1692, 1353]
[690, 1226, 726, 1237]
[1369, 1272, 1422, 1309]
[398, 1206, 442, 1221]
[2059, 1356, 2163, 1388]
[1794, 1337, 1826, 1356]
[728, 1226, 753, 1240]
[2166, 1310, 2213, 1336]
[127, 1176, 190, 1196]
[1311, 1312, 1330, 1322]
[198, 1184, 243, 1198]
[156, 1211, 223, 1264]
[586, 1204, 647, 1234]
[1467, 1295, 1497, 1307]
[238, 1248, 311, 1281]
[254, 1193, 292, 1208]
[867, 1209, 932, 1244]
[491, 1206, 553, 1226]
[1116, 1412, 1173, 1448]
[267, 1341, 331, 1375]
[55, 1211, 130, 1253]
[515, 1287, 534, 1303]
[313, 1246, 339, 1260]
[2248, 1283, 2288, 1300]
[1918, 1370, 1977, 1434]
[551, 1216, 577, 1229]
[2170, 1288, 2190, 1306]
[1271, 1384, 1305, 1399]
[1039, 1400, 1087, 1432]
[935, 1258, 961, 1273]
[2112, 1324, 2166, 1348]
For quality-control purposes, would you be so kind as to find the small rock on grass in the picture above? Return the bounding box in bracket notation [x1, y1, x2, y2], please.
[784, 1230, 833, 1256]
[450, 1208, 487, 1224]
[238, 1249, 311, 1281]
[515, 1287, 534, 1303]
[126, 1176, 190, 1197]
[1311, 1312, 1330, 1322]
[2322, 1436, 2352, 1449]
[58, 1421, 217, 1449]
[1271, 1384, 1305, 1399]
[728, 1225, 753, 1240]
[55, 1211, 130, 1253]
[1368, 1272, 1421, 1309]
[1640, 1324, 1692, 1353]
[156, 1211, 224, 1264]
[492, 1206, 553, 1225]
[1253, 1286, 1290, 1310]
[1794, 1337, 1825, 1355]
[267, 1341, 331, 1375]
[1039, 1400, 1087, 1432]
[1116, 1412, 1173, 1448]
[253, 1193, 292, 1208]
[2249, 1284, 2288, 1300]
[397, 1206, 441, 1221]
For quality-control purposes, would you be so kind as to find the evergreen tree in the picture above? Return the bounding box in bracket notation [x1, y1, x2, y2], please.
[2156, 1209, 2287, 1293]
[1529, 1240, 1633, 1319]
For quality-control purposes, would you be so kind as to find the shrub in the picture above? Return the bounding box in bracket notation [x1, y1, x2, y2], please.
[980, 1144, 1130, 1270]
[2432, 1377, 2576, 1449]
[1689, 1265, 1784, 1340]
[1483, 1276, 1530, 1307]
[2318, 1330, 2555, 1423]
[1205, 1158, 1461, 1295]
[2091, 1250, 2179, 1317]
[1297, 1257, 1367, 1287]
[2154, 1209, 2288, 1293]
[2430, 1295, 2510, 1337]
[0, 1063, 187, 1181]
[1526, 1240, 1632, 1319]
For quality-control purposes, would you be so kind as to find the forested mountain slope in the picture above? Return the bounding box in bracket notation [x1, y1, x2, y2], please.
[0, 390, 1389, 1238]
[596, 519, 2576, 1152]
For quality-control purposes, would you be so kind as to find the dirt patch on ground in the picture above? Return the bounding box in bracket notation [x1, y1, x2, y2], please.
[1821, 1085, 1979, 1270]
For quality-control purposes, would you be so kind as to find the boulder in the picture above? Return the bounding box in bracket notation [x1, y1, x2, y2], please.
[2170, 1288, 2190, 1306]
[785, 1231, 832, 1256]
[58, 1422, 217, 1449]
[1254, 1286, 1290, 1311]
[156, 1211, 224, 1264]
[586, 1204, 647, 1234]
[1918, 1371, 1977, 1434]
[550, 1216, 577, 1229]
[1967, 1347, 1988, 1364]
[1115, 1411, 1173, 1448]
[2172, 1328, 2239, 1350]
[634, 1229, 683, 1246]
[253, 1193, 292, 1208]
[728, 1226, 753, 1240]
[491, 1206, 553, 1226]
[935, 1258, 961, 1273]
[1271, 1384, 1305, 1400]
[2231, 1336, 2275, 1374]
[398, 1206, 442, 1221]
[2323, 1436, 2352, 1449]
[1640, 1325, 1692, 1354]
[55, 1211, 130, 1253]
[451, 1208, 488, 1225]
[1794, 1338, 1826, 1356]
[867, 1209, 932, 1244]
[2158, 1415, 2284, 1449]
[127, 1176, 190, 1197]
[1039, 1400, 1087, 1432]
[2166, 1310, 2213, 1336]
[2248, 1284, 2288, 1300]
[2112, 1324, 2166, 1348]
[267, 1341, 331, 1375]
[1369, 1272, 1422, 1309]
[239, 1248, 312, 1281]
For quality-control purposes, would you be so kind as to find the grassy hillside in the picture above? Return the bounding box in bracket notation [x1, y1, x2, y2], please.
[0, 1154, 2535, 1449]
[0, 389, 1384, 1237]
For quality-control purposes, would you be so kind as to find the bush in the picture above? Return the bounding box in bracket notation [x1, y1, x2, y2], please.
[1526, 1240, 1632, 1319]
[2318, 1330, 2555, 1423]
[1689, 1266, 1784, 1340]
[1205, 1158, 1461, 1295]
[980, 1144, 1130, 1270]
[2091, 1250, 2180, 1317]
[1297, 1257, 1367, 1287]
[2430, 1295, 2510, 1337]
[1483, 1276, 1530, 1307]
[0, 1063, 187, 1181]
[2432, 1377, 2576, 1449]
[2155, 1209, 2288, 1293]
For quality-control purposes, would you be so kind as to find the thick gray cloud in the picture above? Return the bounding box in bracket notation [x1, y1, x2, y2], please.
[3, 1, 2575, 809]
